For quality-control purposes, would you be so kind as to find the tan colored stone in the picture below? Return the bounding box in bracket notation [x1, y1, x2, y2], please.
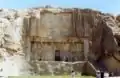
[1, 7, 120, 76]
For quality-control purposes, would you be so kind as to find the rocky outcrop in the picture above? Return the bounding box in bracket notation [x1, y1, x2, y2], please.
[0, 9, 32, 76]
[0, 51, 33, 76]
[71, 9, 119, 61]
[0, 7, 120, 76]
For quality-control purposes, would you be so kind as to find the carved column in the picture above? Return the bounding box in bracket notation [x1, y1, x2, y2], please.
[23, 17, 31, 61]
[26, 37, 31, 61]
[84, 38, 89, 61]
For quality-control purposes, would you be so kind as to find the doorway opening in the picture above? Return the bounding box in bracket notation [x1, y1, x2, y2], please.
[55, 50, 61, 61]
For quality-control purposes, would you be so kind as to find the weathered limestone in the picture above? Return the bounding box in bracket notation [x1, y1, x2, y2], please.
[30, 61, 85, 75]
[0, 7, 120, 76]
[0, 9, 32, 76]
[29, 13, 72, 40]
[30, 42, 84, 61]
[84, 39, 89, 60]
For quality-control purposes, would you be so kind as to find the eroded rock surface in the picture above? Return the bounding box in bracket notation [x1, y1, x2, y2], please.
[0, 7, 120, 76]
[0, 9, 33, 76]
[30, 61, 85, 75]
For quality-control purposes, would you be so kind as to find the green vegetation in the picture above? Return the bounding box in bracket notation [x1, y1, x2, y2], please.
[8, 75, 95, 78]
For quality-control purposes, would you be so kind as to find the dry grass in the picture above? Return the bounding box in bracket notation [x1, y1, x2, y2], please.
[8, 75, 95, 78]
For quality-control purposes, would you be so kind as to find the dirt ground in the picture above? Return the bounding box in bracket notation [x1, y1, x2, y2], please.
[8, 76, 95, 78]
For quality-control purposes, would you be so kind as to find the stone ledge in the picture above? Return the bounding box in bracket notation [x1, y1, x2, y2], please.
[30, 61, 86, 75]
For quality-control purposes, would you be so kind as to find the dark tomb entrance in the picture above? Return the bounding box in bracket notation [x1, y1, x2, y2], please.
[55, 50, 61, 61]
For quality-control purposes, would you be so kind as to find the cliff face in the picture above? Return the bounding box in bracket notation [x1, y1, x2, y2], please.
[0, 8, 120, 76]
[0, 9, 33, 76]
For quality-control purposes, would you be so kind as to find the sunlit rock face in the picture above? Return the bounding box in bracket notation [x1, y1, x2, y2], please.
[0, 7, 120, 76]
[0, 9, 33, 76]
[0, 49, 33, 76]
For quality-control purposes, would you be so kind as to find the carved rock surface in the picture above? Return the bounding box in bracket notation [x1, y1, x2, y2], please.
[0, 8, 120, 76]
[30, 61, 85, 75]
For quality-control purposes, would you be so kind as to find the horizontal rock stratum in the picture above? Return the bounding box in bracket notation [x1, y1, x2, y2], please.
[0, 7, 120, 76]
